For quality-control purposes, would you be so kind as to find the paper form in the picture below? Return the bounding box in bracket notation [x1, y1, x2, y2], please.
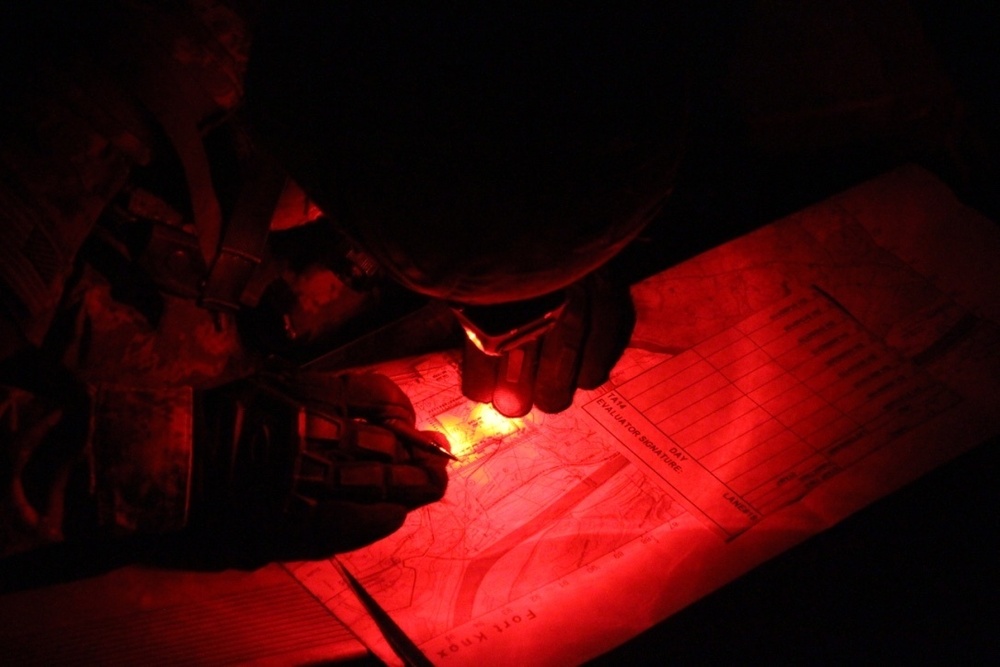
[291, 166, 1000, 666]
[585, 289, 959, 538]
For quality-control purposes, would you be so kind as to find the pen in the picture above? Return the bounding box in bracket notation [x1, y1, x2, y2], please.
[383, 419, 460, 461]
[332, 558, 436, 667]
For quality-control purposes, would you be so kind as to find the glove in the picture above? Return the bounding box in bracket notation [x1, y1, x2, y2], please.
[2, 370, 449, 574]
[192, 371, 451, 565]
[457, 270, 635, 417]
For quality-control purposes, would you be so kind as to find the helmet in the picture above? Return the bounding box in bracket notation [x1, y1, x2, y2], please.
[246, 3, 686, 305]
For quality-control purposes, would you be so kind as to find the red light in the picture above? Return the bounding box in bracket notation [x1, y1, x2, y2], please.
[426, 403, 524, 458]
[463, 328, 487, 353]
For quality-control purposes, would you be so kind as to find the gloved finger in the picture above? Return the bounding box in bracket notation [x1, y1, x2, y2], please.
[328, 461, 397, 502]
[340, 373, 416, 424]
[284, 371, 416, 425]
[534, 283, 588, 413]
[310, 459, 447, 508]
[341, 431, 450, 503]
[298, 418, 449, 496]
[352, 422, 405, 461]
[407, 429, 451, 489]
[490, 339, 539, 417]
[386, 459, 448, 507]
[460, 336, 499, 404]
[408, 429, 453, 465]
[300, 420, 449, 479]
[303, 401, 423, 463]
[577, 271, 635, 389]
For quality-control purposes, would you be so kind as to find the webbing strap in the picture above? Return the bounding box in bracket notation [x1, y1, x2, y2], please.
[201, 154, 287, 311]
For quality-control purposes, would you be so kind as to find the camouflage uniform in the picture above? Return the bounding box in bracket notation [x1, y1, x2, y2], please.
[0, 1, 424, 561]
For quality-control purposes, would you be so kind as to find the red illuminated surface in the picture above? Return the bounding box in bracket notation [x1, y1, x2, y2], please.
[7, 168, 995, 666]
[586, 289, 959, 538]
[314, 167, 1000, 666]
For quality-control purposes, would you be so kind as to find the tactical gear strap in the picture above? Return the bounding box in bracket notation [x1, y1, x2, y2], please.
[201, 154, 288, 311]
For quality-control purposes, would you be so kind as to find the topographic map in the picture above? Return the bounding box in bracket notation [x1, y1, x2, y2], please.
[288, 349, 696, 665]
[288, 166, 1000, 665]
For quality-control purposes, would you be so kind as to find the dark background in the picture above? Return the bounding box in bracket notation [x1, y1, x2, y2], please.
[589, 1, 999, 663]
[2, 2, 998, 663]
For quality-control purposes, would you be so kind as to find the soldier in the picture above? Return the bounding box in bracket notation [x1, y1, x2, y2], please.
[1, 2, 679, 569]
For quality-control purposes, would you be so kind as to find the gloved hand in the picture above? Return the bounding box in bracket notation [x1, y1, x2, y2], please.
[192, 371, 451, 565]
[1, 370, 449, 574]
[457, 271, 635, 417]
